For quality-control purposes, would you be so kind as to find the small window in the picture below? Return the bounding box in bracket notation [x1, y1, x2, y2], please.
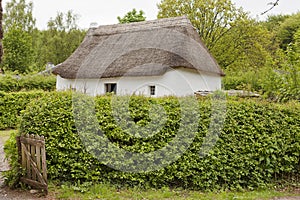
[149, 85, 156, 96]
[105, 83, 117, 94]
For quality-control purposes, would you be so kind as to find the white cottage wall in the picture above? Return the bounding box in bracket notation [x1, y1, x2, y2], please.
[56, 68, 221, 97]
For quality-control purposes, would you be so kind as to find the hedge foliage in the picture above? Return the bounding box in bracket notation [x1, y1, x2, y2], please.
[0, 91, 44, 130]
[0, 74, 56, 92]
[7, 92, 300, 190]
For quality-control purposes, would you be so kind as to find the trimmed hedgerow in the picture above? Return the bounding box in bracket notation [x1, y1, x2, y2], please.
[0, 75, 56, 92]
[8, 91, 300, 190]
[0, 91, 45, 130]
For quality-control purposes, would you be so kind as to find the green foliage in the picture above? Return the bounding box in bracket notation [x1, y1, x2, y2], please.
[3, 0, 36, 33]
[32, 11, 86, 69]
[263, 14, 290, 32]
[1, 25, 34, 73]
[257, 30, 300, 102]
[2, 3, 85, 73]
[0, 91, 44, 129]
[222, 69, 263, 92]
[3, 131, 23, 188]
[276, 12, 300, 50]
[0, 74, 56, 92]
[117, 9, 146, 24]
[157, 0, 246, 50]
[47, 10, 80, 31]
[215, 19, 273, 70]
[157, 0, 274, 72]
[5, 92, 299, 191]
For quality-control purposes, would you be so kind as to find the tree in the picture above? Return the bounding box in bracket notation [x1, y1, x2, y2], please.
[0, 0, 36, 73]
[157, 0, 274, 72]
[3, 0, 36, 33]
[47, 10, 80, 31]
[117, 8, 146, 24]
[157, 0, 247, 50]
[214, 18, 273, 70]
[280, 29, 300, 101]
[33, 11, 85, 69]
[1, 25, 33, 73]
[261, 29, 300, 102]
[263, 14, 290, 32]
[276, 12, 300, 50]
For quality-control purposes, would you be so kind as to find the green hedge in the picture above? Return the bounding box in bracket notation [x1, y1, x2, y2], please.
[0, 91, 45, 130]
[6, 92, 300, 190]
[0, 75, 56, 92]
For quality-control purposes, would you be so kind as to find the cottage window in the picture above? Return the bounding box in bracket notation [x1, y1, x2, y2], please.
[149, 85, 156, 96]
[105, 83, 117, 94]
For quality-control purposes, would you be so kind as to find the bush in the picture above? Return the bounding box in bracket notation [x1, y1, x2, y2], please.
[222, 70, 263, 92]
[3, 131, 23, 188]
[0, 91, 45, 129]
[0, 74, 56, 92]
[6, 92, 300, 190]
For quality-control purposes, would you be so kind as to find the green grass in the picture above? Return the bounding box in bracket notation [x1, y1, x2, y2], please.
[49, 182, 300, 200]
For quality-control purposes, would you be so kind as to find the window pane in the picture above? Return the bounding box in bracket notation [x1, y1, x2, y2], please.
[105, 83, 117, 94]
[150, 85, 155, 95]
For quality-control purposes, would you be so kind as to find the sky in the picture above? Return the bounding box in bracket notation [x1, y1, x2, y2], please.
[2, 0, 300, 30]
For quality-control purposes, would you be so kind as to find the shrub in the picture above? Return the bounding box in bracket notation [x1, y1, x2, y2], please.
[222, 70, 263, 92]
[0, 91, 45, 130]
[3, 131, 22, 188]
[0, 74, 56, 92]
[6, 92, 300, 190]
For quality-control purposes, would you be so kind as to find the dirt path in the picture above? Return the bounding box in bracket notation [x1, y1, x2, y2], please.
[0, 138, 10, 186]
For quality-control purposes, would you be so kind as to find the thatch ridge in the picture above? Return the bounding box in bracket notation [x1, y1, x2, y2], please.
[53, 16, 225, 79]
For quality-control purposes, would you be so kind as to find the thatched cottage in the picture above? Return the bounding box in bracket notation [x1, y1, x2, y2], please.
[53, 16, 225, 97]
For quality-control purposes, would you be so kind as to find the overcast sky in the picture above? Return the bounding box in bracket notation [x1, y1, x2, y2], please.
[2, 0, 300, 29]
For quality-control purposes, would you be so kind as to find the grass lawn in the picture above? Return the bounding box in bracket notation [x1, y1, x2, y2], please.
[50, 182, 300, 200]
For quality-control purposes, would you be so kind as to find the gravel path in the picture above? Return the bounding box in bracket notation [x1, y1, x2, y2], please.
[0, 138, 10, 187]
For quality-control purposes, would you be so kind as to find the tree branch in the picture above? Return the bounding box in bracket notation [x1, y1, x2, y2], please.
[261, 0, 280, 15]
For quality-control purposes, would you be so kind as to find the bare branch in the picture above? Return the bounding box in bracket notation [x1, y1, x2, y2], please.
[261, 0, 280, 15]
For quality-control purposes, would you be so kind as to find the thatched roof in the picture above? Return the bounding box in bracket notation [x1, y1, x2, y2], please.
[53, 16, 225, 79]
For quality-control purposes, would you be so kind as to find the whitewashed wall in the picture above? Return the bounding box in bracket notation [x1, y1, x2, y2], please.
[56, 68, 221, 97]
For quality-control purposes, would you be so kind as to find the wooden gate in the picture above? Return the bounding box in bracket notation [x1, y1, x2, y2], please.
[17, 134, 48, 194]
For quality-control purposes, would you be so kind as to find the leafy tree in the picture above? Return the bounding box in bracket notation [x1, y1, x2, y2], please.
[157, 0, 247, 50]
[263, 14, 290, 32]
[33, 11, 85, 69]
[1, 0, 35, 73]
[215, 18, 273, 70]
[257, 29, 300, 102]
[1, 25, 33, 73]
[158, 0, 274, 73]
[47, 10, 80, 31]
[117, 8, 146, 24]
[276, 12, 300, 50]
[279, 29, 300, 101]
[3, 0, 36, 33]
